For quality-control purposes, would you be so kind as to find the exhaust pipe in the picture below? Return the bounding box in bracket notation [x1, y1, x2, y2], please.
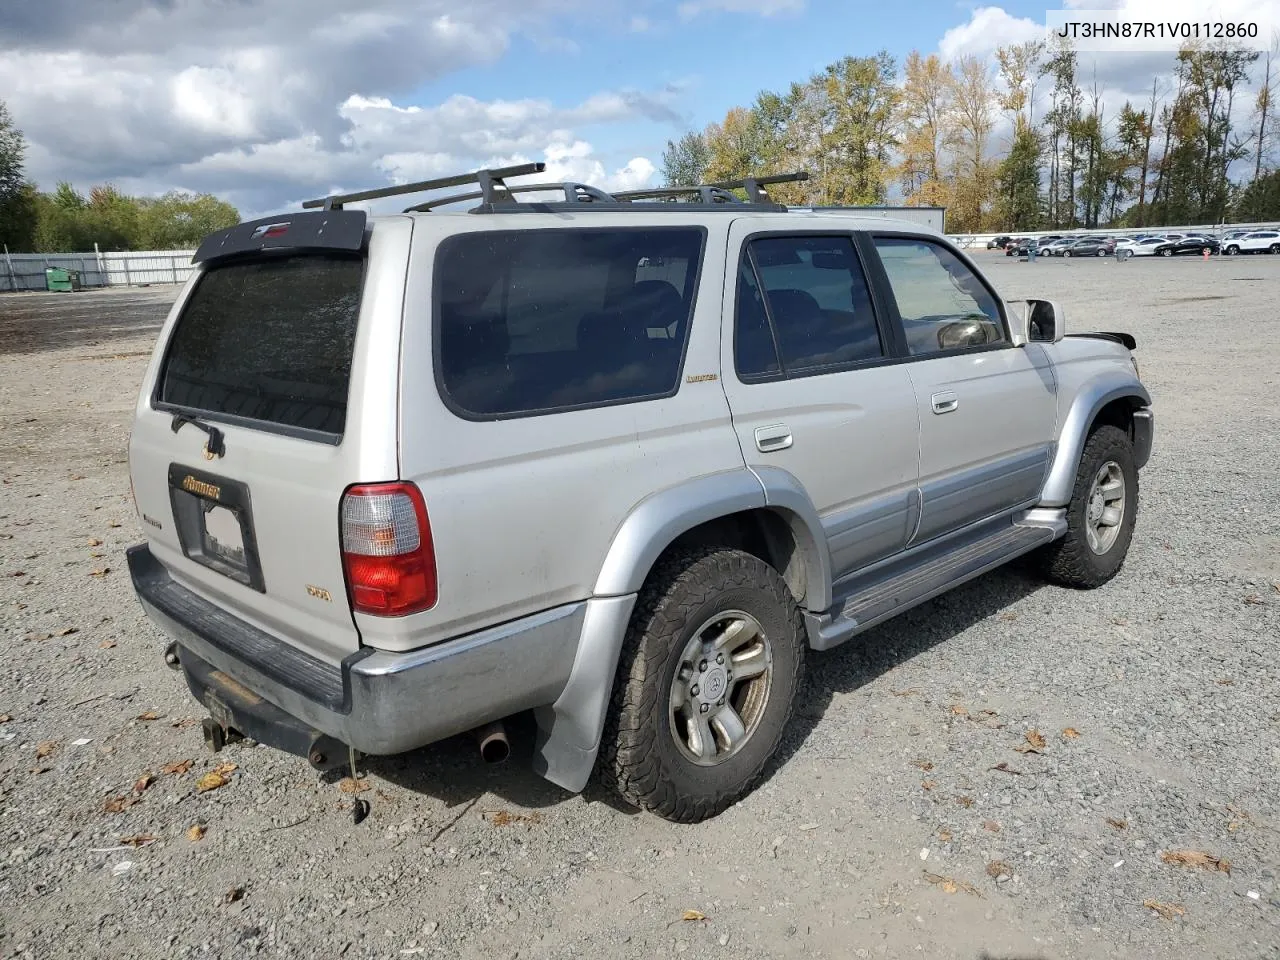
[474, 721, 510, 764]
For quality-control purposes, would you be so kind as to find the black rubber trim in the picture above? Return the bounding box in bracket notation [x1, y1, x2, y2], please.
[128, 544, 361, 713]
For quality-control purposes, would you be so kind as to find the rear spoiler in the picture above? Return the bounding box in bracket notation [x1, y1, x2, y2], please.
[1066, 331, 1137, 350]
[192, 210, 367, 265]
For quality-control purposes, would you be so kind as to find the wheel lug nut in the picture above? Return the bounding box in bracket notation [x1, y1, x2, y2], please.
[700, 703, 709, 714]
[716, 697, 724, 707]
[699, 660, 708, 672]
[690, 684, 699, 696]
[716, 653, 724, 665]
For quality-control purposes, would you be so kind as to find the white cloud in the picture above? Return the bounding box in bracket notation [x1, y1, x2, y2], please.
[938, 7, 1042, 61]
[0, 0, 684, 217]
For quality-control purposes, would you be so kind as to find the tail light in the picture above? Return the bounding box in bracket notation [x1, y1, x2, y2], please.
[340, 482, 437, 616]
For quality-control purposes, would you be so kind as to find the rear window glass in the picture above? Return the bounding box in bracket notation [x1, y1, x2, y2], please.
[435, 228, 703, 418]
[158, 255, 364, 437]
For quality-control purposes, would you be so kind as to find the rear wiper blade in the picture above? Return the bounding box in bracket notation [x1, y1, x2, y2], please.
[171, 413, 226, 458]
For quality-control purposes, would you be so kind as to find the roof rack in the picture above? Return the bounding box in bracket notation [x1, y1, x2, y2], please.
[404, 181, 617, 212]
[613, 171, 809, 206]
[301, 162, 547, 211]
[302, 165, 811, 214]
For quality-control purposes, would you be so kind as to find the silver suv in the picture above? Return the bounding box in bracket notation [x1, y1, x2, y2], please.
[126, 165, 1153, 823]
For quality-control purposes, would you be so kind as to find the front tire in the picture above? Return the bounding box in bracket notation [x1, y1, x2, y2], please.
[602, 547, 806, 823]
[1225, 245, 1239, 255]
[1039, 425, 1139, 589]
[1160, 248, 1173, 257]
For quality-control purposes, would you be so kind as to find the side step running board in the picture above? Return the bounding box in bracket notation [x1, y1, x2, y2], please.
[806, 511, 1065, 652]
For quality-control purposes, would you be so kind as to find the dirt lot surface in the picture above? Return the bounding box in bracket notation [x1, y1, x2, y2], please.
[2, 258, 1278, 960]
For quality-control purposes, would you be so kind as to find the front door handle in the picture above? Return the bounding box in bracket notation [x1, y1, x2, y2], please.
[931, 391, 959, 414]
[754, 424, 793, 452]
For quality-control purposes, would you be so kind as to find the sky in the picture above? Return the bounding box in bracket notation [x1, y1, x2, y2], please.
[1, 0, 1278, 218]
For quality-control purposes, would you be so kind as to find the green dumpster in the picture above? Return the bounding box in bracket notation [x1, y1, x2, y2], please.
[45, 267, 73, 293]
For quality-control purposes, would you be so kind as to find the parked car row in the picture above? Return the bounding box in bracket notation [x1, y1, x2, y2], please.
[991, 229, 1280, 258]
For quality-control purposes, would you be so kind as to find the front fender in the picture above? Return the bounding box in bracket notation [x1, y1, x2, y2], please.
[1040, 374, 1152, 506]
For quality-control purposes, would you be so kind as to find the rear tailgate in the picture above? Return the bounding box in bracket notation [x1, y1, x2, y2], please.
[128, 214, 412, 665]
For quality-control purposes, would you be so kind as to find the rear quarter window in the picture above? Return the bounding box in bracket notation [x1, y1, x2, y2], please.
[434, 227, 704, 419]
[157, 255, 364, 439]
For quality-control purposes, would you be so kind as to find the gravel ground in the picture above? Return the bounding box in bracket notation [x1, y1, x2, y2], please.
[1, 256, 1278, 960]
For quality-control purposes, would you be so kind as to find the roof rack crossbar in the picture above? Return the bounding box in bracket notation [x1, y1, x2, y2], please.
[404, 181, 618, 212]
[302, 162, 547, 211]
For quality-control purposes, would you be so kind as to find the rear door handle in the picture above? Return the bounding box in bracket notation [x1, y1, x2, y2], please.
[931, 391, 959, 414]
[754, 424, 793, 452]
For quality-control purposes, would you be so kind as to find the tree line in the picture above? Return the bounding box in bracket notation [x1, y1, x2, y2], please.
[662, 39, 1280, 232]
[0, 100, 239, 253]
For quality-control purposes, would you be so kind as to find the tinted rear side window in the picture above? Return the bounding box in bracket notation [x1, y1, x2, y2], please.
[435, 228, 703, 418]
[158, 255, 364, 438]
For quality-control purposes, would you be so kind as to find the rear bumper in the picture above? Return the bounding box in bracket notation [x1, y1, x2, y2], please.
[127, 544, 583, 756]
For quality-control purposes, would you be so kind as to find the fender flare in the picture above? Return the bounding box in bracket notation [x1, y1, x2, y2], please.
[1040, 374, 1151, 506]
[592, 468, 831, 611]
[534, 469, 832, 793]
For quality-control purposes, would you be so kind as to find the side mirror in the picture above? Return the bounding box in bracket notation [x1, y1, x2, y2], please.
[1019, 298, 1066, 343]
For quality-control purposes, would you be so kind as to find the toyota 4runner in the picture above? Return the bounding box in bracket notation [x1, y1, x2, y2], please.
[126, 165, 1153, 823]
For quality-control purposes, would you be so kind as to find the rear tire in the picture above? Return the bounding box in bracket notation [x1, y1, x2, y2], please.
[1097, 249, 1106, 257]
[1038, 425, 1138, 589]
[1225, 245, 1239, 255]
[1160, 248, 1173, 257]
[601, 547, 806, 823]
[1271, 244, 1280, 255]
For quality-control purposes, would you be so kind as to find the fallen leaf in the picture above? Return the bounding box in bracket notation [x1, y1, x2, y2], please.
[983, 820, 1001, 833]
[87, 538, 103, 547]
[162, 760, 194, 776]
[1025, 730, 1046, 749]
[955, 796, 975, 808]
[98, 640, 117, 649]
[224, 886, 245, 905]
[89, 568, 110, 577]
[890, 688, 921, 698]
[119, 834, 157, 847]
[1062, 727, 1081, 739]
[1106, 818, 1128, 830]
[338, 777, 369, 794]
[24, 632, 52, 642]
[1112, 617, 1129, 626]
[57, 627, 79, 637]
[986, 860, 1014, 879]
[90, 552, 104, 559]
[1161, 850, 1231, 874]
[1216, 678, 1234, 686]
[108, 521, 122, 528]
[990, 762, 1023, 776]
[485, 810, 542, 827]
[70, 474, 85, 481]
[980, 709, 999, 717]
[950, 705, 968, 716]
[133, 772, 156, 794]
[0, 714, 11, 723]
[103, 795, 139, 813]
[999, 612, 1018, 621]
[35, 740, 57, 759]
[8, 571, 26, 577]
[921, 780, 937, 791]
[913, 760, 935, 772]
[195, 771, 229, 793]
[135, 711, 163, 721]
[1142, 899, 1186, 921]
[212, 761, 237, 776]
[923, 871, 983, 898]
[1243, 594, 1265, 606]
[938, 829, 953, 842]
[187, 824, 206, 842]
[170, 717, 197, 728]
[681, 910, 707, 922]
